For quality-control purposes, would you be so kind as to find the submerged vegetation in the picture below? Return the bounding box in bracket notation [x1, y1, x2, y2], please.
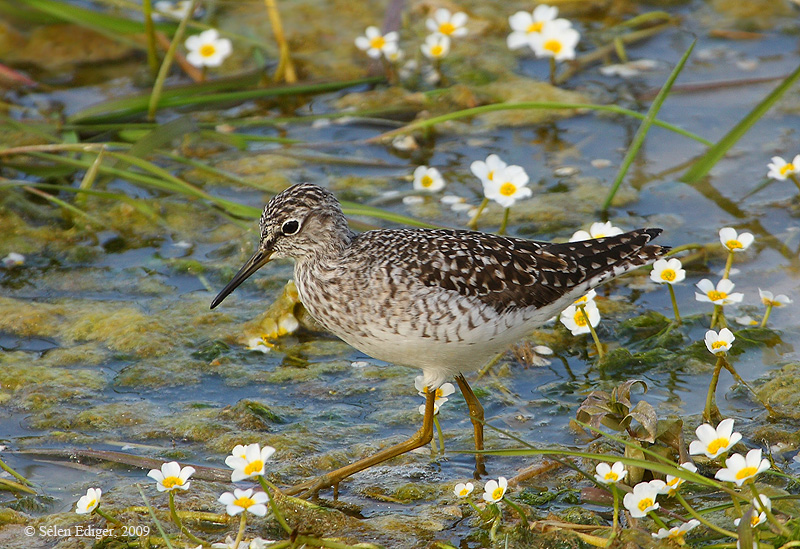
[1, 0, 800, 547]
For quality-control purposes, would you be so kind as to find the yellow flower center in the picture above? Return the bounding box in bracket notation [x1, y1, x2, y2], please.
[573, 309, 587, 326]
[668, 531, 686, 542]
[233, 496, 256, 509]
[199, 44, 217, 58]
[604, 471, 619, 482]
[492, 486, 504, 500]
[780, 163, 795, 175]
[637, 498, 654, 512]
[439, 22, 456, 35]
[370, 36, 386, 50]
[660, 269, 676, 282]
[499, 182, 517, 196]
[430, 44, 444, 57]
[707, 437, 729, 455]
[458, 488, 469, 496]
[735, 466, 758, 481]
[244, 460, 263, 476]
[487, 170, 495, 181]
[527, 21, 544, 33]
[421, 175, 433, 187]
[593, 233, 606, 238]
[667, 477, 682, 487]
[544, 39, 562, 54]
[86, 498, 97, 509]
[707, 290, 727, 301]
[726, 239, 743, 250]
[162, 476, 184, 489]
[435, 387, 445, 398]
[711, 341, 727, 350]
[750, 514, 761, 527]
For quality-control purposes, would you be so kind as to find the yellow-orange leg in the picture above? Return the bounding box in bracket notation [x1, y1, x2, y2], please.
[285, 390, 436, 498]
[455, 373, 487, 477]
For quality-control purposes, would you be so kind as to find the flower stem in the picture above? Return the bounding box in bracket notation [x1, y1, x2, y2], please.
[789, 173, 800, 193]
[723, 251, 735, 280]
[648, 510, 668, 530]
[674, 493, 737, 538]
[611, 485, 620, 533]
[704, 356, 724, 423]
[749, 484, 789, 536]
[579, 305, 604, 359]
[760, 304, 773, 328]
[722, 361, 774, 416]
[168, 490, 207, 546]
[489, 508, 501, 541]
[467, 500, 483, 516]
[259, 476, 292, 534]
[503, 497, 529, 529]
[433, 416, 445, 455]
[467, 198, 489, 230]
[140, 0, 160, 77]
[667, 284, 682, 325]
[232, 513, 247, 549]
[498, 207, 510, 235]
[95, 507, 123, 527]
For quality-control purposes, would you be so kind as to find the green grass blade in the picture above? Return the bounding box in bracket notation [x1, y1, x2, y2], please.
[681, 62, 800, 183]
[370, 100, 711, 146]
[601, 39, 696, 210]
[69, 77, 384, 123]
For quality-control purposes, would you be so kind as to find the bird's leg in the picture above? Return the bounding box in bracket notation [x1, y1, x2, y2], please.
[455, 373, 487, 478]
[285, 390, 436, 499]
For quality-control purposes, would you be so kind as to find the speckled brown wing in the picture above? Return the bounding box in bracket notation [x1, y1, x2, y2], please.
[363, 228, 667, 314]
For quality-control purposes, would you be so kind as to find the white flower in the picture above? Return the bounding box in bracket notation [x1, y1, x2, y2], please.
[75, 487, 101, 514]
[2, 253, 25, 267]
[385, 49, 404, 63]
[715, 448, 770, 486]
[570, 221, 623, 242]
[414, 376, 455, 405]
[421, 34, 451, 59]
[355, 26, 398, 59]
[218, 488, 269, 516]
[418, 402, 442, 415]
[482, 477, 508, 503]
[154, 1, 196, 20]
[211, 536, 249, 549]
[719, 227, 754, 253]
[704, 328, 735, 355]
[507, 5, 560, 50]
[470, 154, 508, 186]
[225, 443, 276, 482]
[246, 337, 272, 354]
[560, 300, 600, 336]
[147, 461, 195, 492]
[573, 290, 596, 306]
[594, 461, 626, 484]
[185, 29, 233, 68]
[767, 154, 800, 180]
[734, 494, 771, 528]
[650, 258, 686, 285]
[689, 418, 742, 459]
[695, 278, 743, 305]
[623, 480, 665, 518]
[277, 312, 299, 335]
[652, 519, 701, 543]
[529, 21, 580, 61]
[661, 462, 697, 496]
[483, 165, 531, 208]
[759, 289, 792, 307]
[413, 166, 445, 192]
[454, 482, 474, 498]
[426, 8, 468, 38]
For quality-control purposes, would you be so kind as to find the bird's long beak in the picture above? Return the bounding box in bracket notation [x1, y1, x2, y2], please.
[210, 248, 273, 309]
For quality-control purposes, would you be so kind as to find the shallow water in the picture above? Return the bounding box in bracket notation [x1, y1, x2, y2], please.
[1, 0, 800, 547]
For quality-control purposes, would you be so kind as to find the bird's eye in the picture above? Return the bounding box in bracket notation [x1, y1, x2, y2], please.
[281, 219, 300, 235]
